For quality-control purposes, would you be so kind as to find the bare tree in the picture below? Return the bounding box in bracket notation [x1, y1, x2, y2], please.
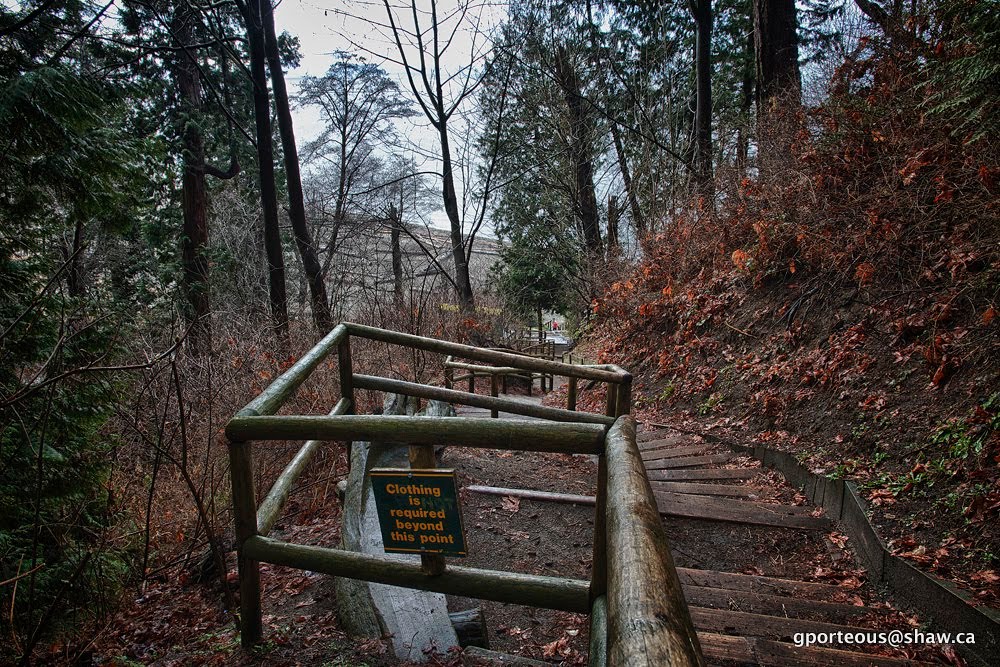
[297, 52, 415, 286]
[380, 0, 489, 312]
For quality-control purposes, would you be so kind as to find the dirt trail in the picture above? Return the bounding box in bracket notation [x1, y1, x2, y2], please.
[89, 388, 959, 666]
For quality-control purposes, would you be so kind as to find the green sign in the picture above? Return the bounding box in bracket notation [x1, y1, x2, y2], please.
[370, 468, 467, 557]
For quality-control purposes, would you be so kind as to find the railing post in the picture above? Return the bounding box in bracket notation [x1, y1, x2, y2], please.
[228, 439, 262, 648]
[338, 336, 355, 413]
[591, 377, 621, 605]
[338, 336, 356, 462]
[549, 341, 556, 391]
[501, 372, 508, 394]
[468, 372, 476, 395]
[615, 373, 632, 417]
[445, 365, 453, 390]
[568, 377, 578, 412]
[591, 452, 608, 603]
[409, 443, 446, 576]
[490, 373, 499, 418]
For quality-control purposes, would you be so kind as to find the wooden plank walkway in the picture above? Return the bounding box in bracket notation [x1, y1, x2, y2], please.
[453, 395, 938, 665]
[645, 452, 735, 470]
[637, 424, 941, 665]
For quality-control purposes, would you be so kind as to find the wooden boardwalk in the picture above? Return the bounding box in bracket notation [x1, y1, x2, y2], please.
[457, 395, 934, 666]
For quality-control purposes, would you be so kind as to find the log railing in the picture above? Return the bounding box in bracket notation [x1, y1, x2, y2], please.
[225, 322, 702, 666]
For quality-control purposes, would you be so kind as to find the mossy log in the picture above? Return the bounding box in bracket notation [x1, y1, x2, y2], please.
[352, 374, 613, 425]
[245, 536, 590, 613]
[226, 415, 607, 454]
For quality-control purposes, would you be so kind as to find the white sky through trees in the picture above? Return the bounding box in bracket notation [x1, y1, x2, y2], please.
[276, 0, 505, 231]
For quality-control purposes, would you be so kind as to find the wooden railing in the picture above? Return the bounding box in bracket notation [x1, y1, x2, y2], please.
[225, 322, 703, 666]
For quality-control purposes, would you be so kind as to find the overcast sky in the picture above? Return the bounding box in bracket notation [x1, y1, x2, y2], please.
[273, 0, 505, 232]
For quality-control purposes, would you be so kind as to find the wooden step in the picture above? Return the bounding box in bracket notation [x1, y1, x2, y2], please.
[638, 435, 691, 450]
[691, 607, 878, 641]
[651, 481, 759, 498]
[645, 453, 735, 470]
[640, 444, 716, 460]
[697, 632, 929, 667]
[683, 585, 890, 622]
[676, 568, 849, 601]
[648, 468, 756, 482]
[655, 492, 832, 530]
[637, 430, 675, 443]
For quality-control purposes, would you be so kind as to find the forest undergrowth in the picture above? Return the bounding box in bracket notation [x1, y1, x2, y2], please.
[586, 47, 1000, 606]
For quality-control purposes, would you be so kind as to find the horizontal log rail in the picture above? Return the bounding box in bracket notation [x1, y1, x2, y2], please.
[227, 414, 607, 454]
[225, 322, 698, 666]
[244, 535, 590, 613]
[237, 323, 348, 417]
[605, 417, 702, 666]
[256, 397, 351, 536]
[346, 321, 625, 383]
[353, 374, 614, 426]
[443, 357, 525, 375]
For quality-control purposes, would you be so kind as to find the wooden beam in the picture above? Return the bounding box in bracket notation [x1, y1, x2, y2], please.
[697, 633, 928, 667]
[226, 415, 607, 454]
[640, 444, 716, 461]
[690, 607, 883, 640]
[244, 536, 590, 613]
[490, 374, 499, 418]
[650, 481, 758, 498]
[604, 416, 702, 666]
[676, 568, 847, 601]
[237, 323, 348, 417]
[682, 584, 892, 621]
[352, 374, 614, 426]
[345, 322, 625, 382]
[653, 492, 833, 530]
[445, 359, 525, 375]
[647, 468, 756, 482]
[337, 335, 354, 414]
[467, 485, 596, 506]
[644, 453, 735, 470]
[257, 398, 351, 536]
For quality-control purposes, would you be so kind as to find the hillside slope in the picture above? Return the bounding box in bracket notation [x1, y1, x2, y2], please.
[585, 53, 999, 606]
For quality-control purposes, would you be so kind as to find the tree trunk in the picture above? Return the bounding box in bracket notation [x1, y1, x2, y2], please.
[610, 125, 645, 242]
[753, 0, 800, 110]
[554, 46, 603, 261]
[606, 195, 620, 259]
[737, 26, 755, 174]
[753, 0, 801, 173]
[244, 0, 289, 346]
[261, 2, 333, 335]
[389, 204, 404, 306]
[65, 217, 85, 298]
[172, 5, 211, 354]
[690, 0, 714, 201]
[439, 125, 475, 311]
